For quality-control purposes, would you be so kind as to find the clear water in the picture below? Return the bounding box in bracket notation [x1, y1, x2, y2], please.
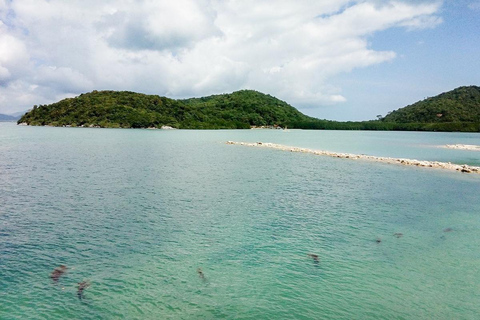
[1, 122, 479, 319]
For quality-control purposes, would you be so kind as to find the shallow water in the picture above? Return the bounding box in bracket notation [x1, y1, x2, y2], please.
[1, 123, 479, 319]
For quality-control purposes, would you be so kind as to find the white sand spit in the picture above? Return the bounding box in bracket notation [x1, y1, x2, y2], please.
[444, 144, 480, 151]
[227, 141, 480, 174]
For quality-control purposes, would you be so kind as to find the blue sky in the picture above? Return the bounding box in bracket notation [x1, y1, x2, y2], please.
[321, 0, 480, 120]
[0, 0, 478, 121]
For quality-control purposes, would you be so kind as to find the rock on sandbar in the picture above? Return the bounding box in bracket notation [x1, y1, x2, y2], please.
[226, 141, 480, 174]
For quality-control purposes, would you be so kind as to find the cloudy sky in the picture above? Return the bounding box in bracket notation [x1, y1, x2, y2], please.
[0, 0, 478, 120]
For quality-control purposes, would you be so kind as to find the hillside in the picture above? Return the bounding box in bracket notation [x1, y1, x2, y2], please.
[18, 90, 318, 129]
[16, 86, 480, 132]
[382, 86, 480, 123]
[0, 113, 19, 121]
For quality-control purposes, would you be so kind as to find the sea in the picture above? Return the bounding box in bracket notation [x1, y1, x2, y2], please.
[1, 122, 479, 319]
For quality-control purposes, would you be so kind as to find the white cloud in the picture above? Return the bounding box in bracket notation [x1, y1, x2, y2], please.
[399, 14, 443, 30]
[0, 22, 30, 84]
[0, 0, 443, 113]
[35, 66, 94, 93]
[100, 0, 221, 51]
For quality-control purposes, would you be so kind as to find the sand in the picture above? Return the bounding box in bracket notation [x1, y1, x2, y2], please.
[444, 144, 480, 151]
[227, 141, 480, 174]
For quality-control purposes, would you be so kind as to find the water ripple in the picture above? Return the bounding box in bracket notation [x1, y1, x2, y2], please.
[1, 125, 480, 319]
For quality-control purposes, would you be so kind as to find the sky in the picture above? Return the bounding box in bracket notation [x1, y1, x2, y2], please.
[0, 0, 478, 120]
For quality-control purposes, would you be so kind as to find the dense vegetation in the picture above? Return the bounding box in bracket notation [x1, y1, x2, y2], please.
[179, 90, 317, 128]
[292, 120, 480, 132]
[382, 86, 480, 123]
[18, 90, 319, 129]
[17, 86, 480, 131]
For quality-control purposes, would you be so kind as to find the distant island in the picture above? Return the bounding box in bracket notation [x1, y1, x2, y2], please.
[0, 113, 20, 121]
[17, 86, 480, 132]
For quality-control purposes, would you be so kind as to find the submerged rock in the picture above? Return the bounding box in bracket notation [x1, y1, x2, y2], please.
[197, 267, 205, 280]
[307, 253, 320, 263]
[50, 265, 67, 282]
[77, 281, 90, 300]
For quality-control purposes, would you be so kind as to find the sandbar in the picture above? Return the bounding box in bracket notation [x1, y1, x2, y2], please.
[443, 144, 480, 151]
[226, 141, 480, 174]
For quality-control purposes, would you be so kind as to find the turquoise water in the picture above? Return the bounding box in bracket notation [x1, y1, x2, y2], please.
[1, 122, 479, 319]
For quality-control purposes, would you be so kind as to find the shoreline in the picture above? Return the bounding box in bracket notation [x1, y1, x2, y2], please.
[226, 141, 480, 174]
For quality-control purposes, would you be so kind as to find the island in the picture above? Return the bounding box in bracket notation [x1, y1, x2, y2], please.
[17, 86, 480, 132]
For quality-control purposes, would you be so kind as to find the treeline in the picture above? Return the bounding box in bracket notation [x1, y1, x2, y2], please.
[382, 86, 480, 123]
[180, 90, 313, 128]
[18, 90, 315, 129]
[292, 120, 480, 132]
[17, 87, 480, 132]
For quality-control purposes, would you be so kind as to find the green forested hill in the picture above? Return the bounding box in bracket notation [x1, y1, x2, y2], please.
[382, 86, 480, 123]
[16, 86, 480, 131]
[18, 90, 319, 129]
[180, 90, 314, 127]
